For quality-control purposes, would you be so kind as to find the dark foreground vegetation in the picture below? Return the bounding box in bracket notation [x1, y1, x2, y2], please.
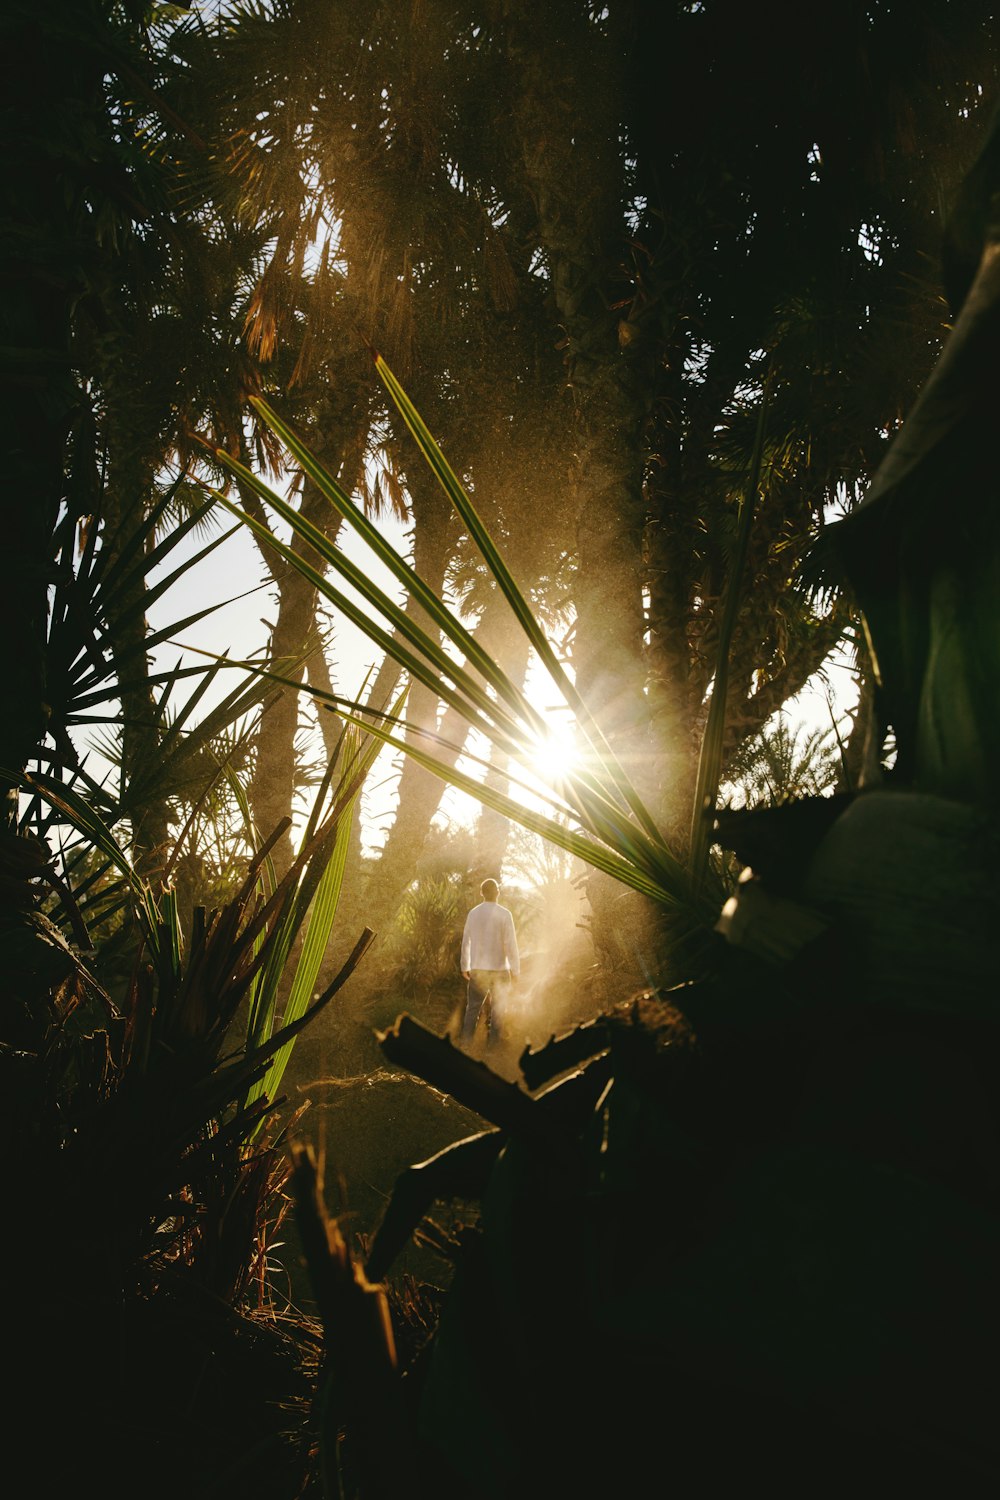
[2, 2, 999, 1496]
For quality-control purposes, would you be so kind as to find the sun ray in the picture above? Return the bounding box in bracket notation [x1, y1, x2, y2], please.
[521, 713, 579, 789]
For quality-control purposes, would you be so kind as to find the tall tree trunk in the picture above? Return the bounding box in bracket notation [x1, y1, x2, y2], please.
[0, 5, 111, 1057]
[468, 622, 532, 888]
[0, 6, 106, 823]
[323, 583, 529, 1056]
[503, 1, 654, 758]
[100, 471, 174, 884]
[834, 634, 880, 795]
[247, 477, 344, 881]
[503, 1, 660, 983]
[347, 454, 455, 947]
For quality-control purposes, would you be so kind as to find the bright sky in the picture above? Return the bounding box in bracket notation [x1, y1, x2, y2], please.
[143, 496, 410, 852]
[146, 509, 401, 708]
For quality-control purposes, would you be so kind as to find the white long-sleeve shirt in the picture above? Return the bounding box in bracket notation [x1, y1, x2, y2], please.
[461, 900, 520, 976]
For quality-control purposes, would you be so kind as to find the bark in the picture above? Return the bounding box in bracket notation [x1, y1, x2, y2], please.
[248, 478, 344, 881]
[468, 624, 531, 888]
[500, 3, 665, 978]
[346, 452, 458, 948]
[503, 1, 655, 761]
[327, 585, 530, 1026]
[834, 635, 881, 795]
[101, 473, 173, 884]
[720, 609, 848, 778]
[0, 8, 105, 821]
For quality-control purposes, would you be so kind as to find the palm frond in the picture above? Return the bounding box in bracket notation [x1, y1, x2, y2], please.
[209, 360, 708, 920]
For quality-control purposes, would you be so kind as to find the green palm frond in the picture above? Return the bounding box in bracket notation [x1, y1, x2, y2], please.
[209, 358, 717, 923]
[15, 770, 164, 959]
[13, 686, 386, 1131]
[46, 468, 262, 749]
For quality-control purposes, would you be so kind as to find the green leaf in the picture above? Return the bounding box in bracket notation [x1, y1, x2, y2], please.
[374, 353, 670, 850]
[331, 709, 711, 915]
[238, 401, 550, 740]
[208, 463, 539, 754]
[13, 768, 163, 959]
[240, 691, 401, 1122]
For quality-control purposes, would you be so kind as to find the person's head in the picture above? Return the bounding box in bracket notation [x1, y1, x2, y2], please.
[480, 877, 499, 902]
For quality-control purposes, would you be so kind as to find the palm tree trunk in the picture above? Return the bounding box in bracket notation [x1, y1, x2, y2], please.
[502, 2, 660, 978]
[348, 455, 456, 941]
[468, 623, 531, 888]
[336, 583, 526, 1022]
[248, 478, 344, 880]
[98, 470, 176, 883]
[0, 6, 106, 824]
[503, 1, 654, 761]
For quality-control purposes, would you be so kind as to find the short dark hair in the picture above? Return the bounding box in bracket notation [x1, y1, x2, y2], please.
[480, 877, 499, 900]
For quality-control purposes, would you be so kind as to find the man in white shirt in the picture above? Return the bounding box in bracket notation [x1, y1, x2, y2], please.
[458, 877, 520, 1049]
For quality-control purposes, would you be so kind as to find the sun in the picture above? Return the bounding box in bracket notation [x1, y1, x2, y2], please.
[522, 715, 580, 788]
